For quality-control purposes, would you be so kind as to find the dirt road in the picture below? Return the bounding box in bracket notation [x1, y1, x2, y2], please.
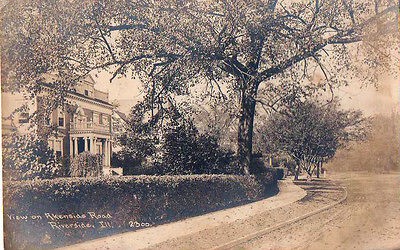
[149, 172, 400, 250]
[304, 172, 400, 250]
[235, 172, 400, 250]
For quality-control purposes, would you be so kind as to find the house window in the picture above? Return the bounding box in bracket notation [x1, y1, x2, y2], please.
[18, 112, 29, 124]
[48, 140, 54, 150]
[58, 117, 65, 127]
[58, 109, 65, 127]
[45, 117, 51, 126]
[93, 113, 99, 124]
[54, 140, 62, 159]
[102, 116, 108, 125]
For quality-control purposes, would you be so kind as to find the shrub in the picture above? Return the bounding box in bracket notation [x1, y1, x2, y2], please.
[3, 174, 277, 249]
[119, 129, 238, 175]
[254, 172, 279, 195]
[123, 161, 166, 175]
[284, 159, 297, 175]
[2, 132, 62, 181]
[112, 151, 142, 175]
[117, 102, 237, 175]
[70, 152, 103, 177]
[276, 167, 285, 180]
[60, 156, 71, 177]
[253, 167, 284, 180]
[249, 153, 266, 174]
[162, 129, 237, 175]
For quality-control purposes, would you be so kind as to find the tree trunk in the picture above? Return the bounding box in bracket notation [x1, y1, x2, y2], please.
[294, 164, 301, 180]
[237, 84, 258, 175]
[294, 159, 301, 180]
[307, 163, 314, 181]
[316, 161, 321, 178]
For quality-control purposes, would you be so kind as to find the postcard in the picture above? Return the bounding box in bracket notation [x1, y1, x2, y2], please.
[1, 0, 399, 249]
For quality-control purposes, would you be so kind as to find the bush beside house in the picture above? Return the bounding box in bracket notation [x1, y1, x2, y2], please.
[3, 173, 278, 249]
[70, 152, 103, 177]
[2, 132, 63, 181]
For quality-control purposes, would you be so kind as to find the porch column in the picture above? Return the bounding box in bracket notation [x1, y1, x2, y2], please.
[93, 137, 97, 154]
[74, 137, 78, 156]
[106, 139, 111, 166]
[109, 140, 112, 166]
[90, 136, 94, 153]
[60, 138, 64, 157]
[103, 139, 107, 166]
[84, 137, 88, 151]
[69, 137, 73, 158]
[107, 139, 111, 166]
[104, 139, 109, 166]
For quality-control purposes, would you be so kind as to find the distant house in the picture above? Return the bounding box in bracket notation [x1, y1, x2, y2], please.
[2, 75, 114, 172]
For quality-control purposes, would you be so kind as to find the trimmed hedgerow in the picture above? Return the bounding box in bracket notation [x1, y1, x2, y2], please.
[3, 173, 277, 249]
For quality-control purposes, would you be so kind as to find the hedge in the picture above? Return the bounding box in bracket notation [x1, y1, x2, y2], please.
[3, 173, 277, 249]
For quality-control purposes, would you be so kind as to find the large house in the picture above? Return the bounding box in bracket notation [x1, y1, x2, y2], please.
[2, 75, 114, 173]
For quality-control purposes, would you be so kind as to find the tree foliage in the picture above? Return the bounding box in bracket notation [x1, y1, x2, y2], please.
[193, 97, 239, 151]
[116, 100, 237, 175]
[1, 0, 397, 174]
[258, 99, 369, 179]
[162, 121, 237, 174]
[2, 132, 62, 181]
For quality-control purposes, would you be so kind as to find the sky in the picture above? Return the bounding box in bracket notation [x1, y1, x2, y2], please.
[93, 72, 143, 114]
[339, 76, 399, 115]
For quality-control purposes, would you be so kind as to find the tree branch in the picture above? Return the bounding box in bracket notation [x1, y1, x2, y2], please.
[259, 5, 397, 82]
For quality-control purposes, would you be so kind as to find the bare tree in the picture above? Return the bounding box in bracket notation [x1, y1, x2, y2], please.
[1, 0, 397, 174]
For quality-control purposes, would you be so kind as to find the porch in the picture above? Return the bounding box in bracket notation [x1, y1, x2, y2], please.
[69, 136, 112, 167]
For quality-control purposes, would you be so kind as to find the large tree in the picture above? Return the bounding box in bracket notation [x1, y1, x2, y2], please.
[1, 0, 397, 174]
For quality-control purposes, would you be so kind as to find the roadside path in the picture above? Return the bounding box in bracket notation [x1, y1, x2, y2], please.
[149, 177, 344, 250]
[58, 179, 306, 250]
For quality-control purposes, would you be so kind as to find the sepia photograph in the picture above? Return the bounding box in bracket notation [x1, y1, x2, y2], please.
[1, 0, 399, 249]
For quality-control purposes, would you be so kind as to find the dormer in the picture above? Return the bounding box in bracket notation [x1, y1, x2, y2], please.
[75, 75, 96, 97]
[41, 73, 110, 104]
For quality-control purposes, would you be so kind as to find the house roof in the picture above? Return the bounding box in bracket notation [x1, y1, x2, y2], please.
[40, 82, 113, 107]
[114, 110, 128, 123]
[69, 89, 113, 106]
